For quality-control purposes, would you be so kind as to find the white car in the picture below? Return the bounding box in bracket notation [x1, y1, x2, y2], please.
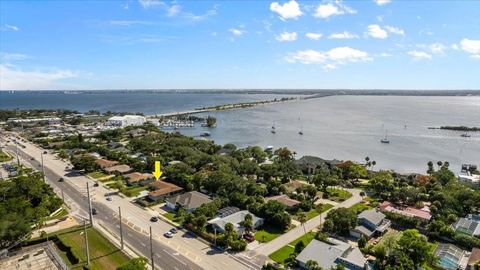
[164, 232, 174, 238]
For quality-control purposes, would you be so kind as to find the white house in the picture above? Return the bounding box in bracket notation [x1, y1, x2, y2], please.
[107, 115, 146, 127]
[208, 210, 263, 235]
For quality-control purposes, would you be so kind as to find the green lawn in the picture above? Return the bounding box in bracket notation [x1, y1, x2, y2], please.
[55, 227, 129, 270]
[121, 186, 148, 197]
[349, 202, 372, 214]
[269, 232, 316, 264]
[294, 203, 334, 221]
[0, 151, 13, 162]
[88, 171, 109, 179]
[45, 207, 68, 221]
[163, 212, 182, 223]
[325, 188, 352, 202]
[255, 225, 286, 243]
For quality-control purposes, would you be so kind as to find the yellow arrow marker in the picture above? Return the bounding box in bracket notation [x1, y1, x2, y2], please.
[152, 161, 163, 180]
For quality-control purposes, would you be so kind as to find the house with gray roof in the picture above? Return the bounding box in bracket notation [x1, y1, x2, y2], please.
[351, 209, 390, 239]
[208, 210, 263, 235]
[165, 191, 212, 212]
[453, 215, 480, 237]
[296, 238, 366, 270]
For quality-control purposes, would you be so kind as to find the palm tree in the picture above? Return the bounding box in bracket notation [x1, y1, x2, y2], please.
[437, 161, 443, 170]
[243, 214, 253, 234]
[371, 160, 376, 170]
[298, 211, 307, 234]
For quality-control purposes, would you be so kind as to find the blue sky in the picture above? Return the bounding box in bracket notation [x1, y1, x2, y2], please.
[1, 0, 479, 90]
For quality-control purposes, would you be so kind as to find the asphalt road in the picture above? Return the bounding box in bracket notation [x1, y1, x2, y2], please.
[3, 140, 202, 270]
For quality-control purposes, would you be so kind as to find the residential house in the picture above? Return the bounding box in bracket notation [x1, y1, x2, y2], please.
[265, 195, 301, 210]
[208, 210, 264, 235]
[351, 209, 391, 239]
[147, 181, 183, 202]
[125, 172, 153, 186]
[467, 248, 480, 270]
[296, 238, 366, 270]
[295, 155, 342, 175]
[379, 201, 432, 221]
[453, 215, 480, 237]
[165, 191, 212, 212]
[127, 128, 146, 138]
[435, 243, 471, 270]
[104, 164, 132, 175]
[95, 158, 118, 169]
[283, 180, 306, 193]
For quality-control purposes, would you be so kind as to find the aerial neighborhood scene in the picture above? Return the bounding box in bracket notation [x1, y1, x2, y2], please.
[1, 1, 479, 270]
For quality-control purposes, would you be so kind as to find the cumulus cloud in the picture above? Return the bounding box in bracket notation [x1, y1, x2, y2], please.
[138, 0, 162, 8]
[374, 0, 391, 6]
[0, 64, 78, 90]
[417, 43, 446, 55]
[285, 47, 370, 70]
[166, 5, 181, 17]
[314, 1, 356, 19]
[275, 32, 297, 41]
[407, 50, 432, 60]
[270, 0, 302, 20]
[328, 31, 358, 39]
[229, 28, 245, 36]
[305, 32, 322, 40]
[460, 38, 480, 59]
[366, 24, 404, 39]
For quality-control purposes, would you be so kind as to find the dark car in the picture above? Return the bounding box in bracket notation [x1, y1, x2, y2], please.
[93, 182, 99, 187]
[30, 157, 35, 160]
[91, 208, 97, 215]
[43, 151, 47, 154]
[243, 234, 255, 242]
[169, 228, 178, 234]
[150, 216, 158, 222]
[59, 177, 64, 182]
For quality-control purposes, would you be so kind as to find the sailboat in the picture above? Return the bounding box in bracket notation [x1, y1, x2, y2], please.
[298, 118, 303, 135]
[381, 130, 390, 144]
[271, 121, 276, 134]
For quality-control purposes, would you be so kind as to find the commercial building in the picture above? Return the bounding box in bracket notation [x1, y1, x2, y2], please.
[107, 115, 146, 127]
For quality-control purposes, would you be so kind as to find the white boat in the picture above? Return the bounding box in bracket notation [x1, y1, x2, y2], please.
[265, 146, 274, 151]
[200, 131, 211, 137]
[381, 130, 390, 144]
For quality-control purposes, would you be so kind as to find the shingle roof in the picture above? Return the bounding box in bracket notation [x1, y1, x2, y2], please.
[125, 172, 151, 183]
[104, 164, 132, 174]
[208, 210, 263, 232]
[353, 225, 375, 237]
[148, 181, 183, 198]
[358, 209, 386, 226]
[166, 191, 212, 210]
[95, 158, 118, 168]
[265, 195, 301, 208]
[468, 248, 480, 267]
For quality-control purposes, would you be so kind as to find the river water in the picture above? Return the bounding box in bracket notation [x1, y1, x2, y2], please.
[1, 92, 479, 174]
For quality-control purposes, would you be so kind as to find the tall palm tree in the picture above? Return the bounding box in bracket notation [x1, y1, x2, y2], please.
[298, 211, 307, 234]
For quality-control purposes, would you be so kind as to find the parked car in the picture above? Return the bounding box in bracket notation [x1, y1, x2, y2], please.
[43, 151, 47, 154]
[164, 231, 173, 238]
[106, 196, 112, 201]
[93, 182, 99, 187]
[150, 216, 158, 222]
[169, 228, 178, 234]
[59, 177, 64, 182]
[91, 208, 97, 215]
[243, 234, 255, 242]
[30, 157, 35, 160]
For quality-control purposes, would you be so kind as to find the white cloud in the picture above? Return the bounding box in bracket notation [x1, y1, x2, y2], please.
[366, 24, 404, 39]
[166, 5, 181, 17]
[275, 32, 297, 42]
[138, 0, 162, 8]
[425, 43, 446, 55]
[270, 0, 302, 20]
[384, 26, 404, 36]
[1, 53, 28, 61]
[374, 0, 391, 6]
[407, 50, 432, 60]
[1, 24, 19, 31]
[471, 54, 480, 60]
[229, 28, 245, 36]
[305, 32, 322, 40]
[460, 38, 480, 55]
[286, 47, 370, 70]
[0, 64, 78, 90]
[451, 44, 459, 50]
[328, 31, 358, 39]
[183, 7, 217, 22]
[314, 1, 356, 19]
[366, 24, 388, 39]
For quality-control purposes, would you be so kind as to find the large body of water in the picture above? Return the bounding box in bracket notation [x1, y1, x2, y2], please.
[1, 92, 479, 174]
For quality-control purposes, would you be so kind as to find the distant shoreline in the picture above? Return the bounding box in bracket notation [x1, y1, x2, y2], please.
[1, 89, 479, 96]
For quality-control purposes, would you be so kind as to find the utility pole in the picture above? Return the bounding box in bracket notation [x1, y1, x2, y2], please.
[119, 207, 124, 250]
[150, 226, 154, 270]
[84, 220, 90, 265]
[40, 152, 45, 182]
[15, 140, 19, 165]
[86, 183, 93, 226]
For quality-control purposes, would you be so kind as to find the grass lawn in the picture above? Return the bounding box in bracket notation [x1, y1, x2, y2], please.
[269, 232, 316, 264]
[255, 225, 286, 243]
[56, 227, 129, 270]
[0, 151, 13, 162]
[121, 186, 148, 197]
[45, 207, 69, 221]
[163, 212, 182, 223]
[294, 203, 334, 221]
[325, 188, 352, 202]
[88, 171, 109, 179]
[349, 202, 372, 214]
